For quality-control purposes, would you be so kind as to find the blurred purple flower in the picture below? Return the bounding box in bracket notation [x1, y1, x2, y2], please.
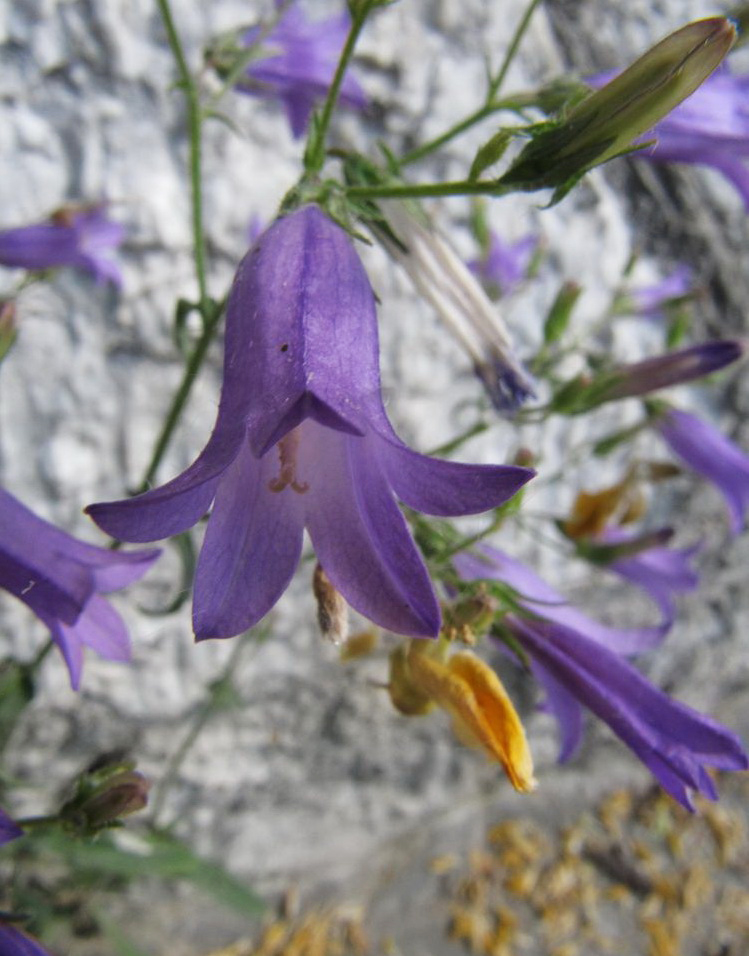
[0, 488, 159, 689]
[468, 231, 538, 297]
[455, 546, 747, 808]
[88, 205, 533, 641]
[591, 69, 749, 209]
[601, 527, 700, 626]
[238, 3, 367, 138]
[0, 806, 22, 846]
[627, 264, 693, 318]
[0, 205, 125, 286]
[0, 923, 54, 956]
[654, 407, 749, 535]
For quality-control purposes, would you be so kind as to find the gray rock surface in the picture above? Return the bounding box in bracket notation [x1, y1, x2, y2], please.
[1, 1, 748, 953]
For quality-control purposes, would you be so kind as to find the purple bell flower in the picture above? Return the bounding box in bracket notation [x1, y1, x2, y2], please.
[654, 407, 749, 535]
[0, 806, 22, 846]
[0, 205, 125, 286]
[87, 206, 533, 641]
[455, 546, 748, 808]
[238, 2, 367, 139]
[626, 264, 693, 318]
[468, 231, 538, 297]
[0, 488, 160, 689]
[0, 923, 55, 956]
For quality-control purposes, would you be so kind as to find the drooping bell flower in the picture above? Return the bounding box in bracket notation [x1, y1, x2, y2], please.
[455, 546, 747, 808]
[654, 407, 749, 534]
[624, 264, 693, 319]
[0, 204, 125, 286]
[0, 488, 160, 689]
[237, 2, 367, 138]
[87, 205, 533, 641]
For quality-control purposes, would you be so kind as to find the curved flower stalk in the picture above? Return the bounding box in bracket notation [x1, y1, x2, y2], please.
[88, 205, 533, 641]
[237, 2, 367, 138]
[455, 546, 747, 808]
[0, 204, 125, 286]
[468, 231, 539, 298]
[0, 488, 160, 689]
[379, 201, 536, 411]
[654, 407, 749, 534]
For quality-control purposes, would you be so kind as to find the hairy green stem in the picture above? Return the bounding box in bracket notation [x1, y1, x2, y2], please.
[346, 179, 512, 200]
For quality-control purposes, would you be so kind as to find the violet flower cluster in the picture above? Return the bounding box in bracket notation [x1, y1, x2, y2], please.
[0, 205, 125, 286]
[88, 206, 533, 640]
[0, 488, 159, 688]
[455, 546, 748, 809]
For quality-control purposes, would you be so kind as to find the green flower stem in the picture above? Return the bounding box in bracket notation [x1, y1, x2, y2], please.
[346, 179, 512, 200]
[399, 0, 543, 167]
[305, 1, 372, 173]
[155, 0, 209, 317]
[133, 300, 223, 495]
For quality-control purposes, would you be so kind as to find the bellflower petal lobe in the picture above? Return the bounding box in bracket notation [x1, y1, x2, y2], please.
[0, 923, 55, 956]
[0, 805, 23, 846]
[88, 206, 534, 640]
[0, 488, 159, 688]
[655, 408, 749, 534]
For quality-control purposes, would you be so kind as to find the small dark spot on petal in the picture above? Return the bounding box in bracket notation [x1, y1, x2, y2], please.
[280, 343, 289, 352]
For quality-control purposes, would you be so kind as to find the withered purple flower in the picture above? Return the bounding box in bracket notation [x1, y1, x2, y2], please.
[238, 2, 367, 138]
[0, 204, 125, 286]
[455, 546, 748, 808]
[655, 407, 749, 535]
[88, 206, 533, 641]
[0, 488, 159, 689]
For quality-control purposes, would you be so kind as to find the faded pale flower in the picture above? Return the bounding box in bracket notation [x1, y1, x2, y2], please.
[380, 201, 535, 411]
[654, 407, 749, 534]
[0, 204, 125, 286]
[237, 2, 367, 138]
[0, 488, 160, 689]
[87, 206, 533, 640]
[455, 546, 747, 808]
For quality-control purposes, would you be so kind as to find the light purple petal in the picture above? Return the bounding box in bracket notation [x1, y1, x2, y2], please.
[469, 232, 538, 296]
[377, 432, 534, 517]
[46, 618, 85, 690]
[302, 423, 441, 637]
[608, 537, 700, 625]
[529, 658, 585, 761]
[455, 546, 667, 654]
[192, 437, 305, 640]
[90, 548, 161, 592]
[629, 264, 693, 318]
[655, 408, 749, 534]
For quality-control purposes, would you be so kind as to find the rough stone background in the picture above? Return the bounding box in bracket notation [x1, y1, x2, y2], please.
[1, 1, 748, 953]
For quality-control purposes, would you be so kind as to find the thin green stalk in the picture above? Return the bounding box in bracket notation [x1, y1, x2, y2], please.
[488, 0, 544, 100]
[346, 179, 512, 200]
[399, 0, 543, 167]
[155, 0, 209, 316]
[305, 1, 371, 173]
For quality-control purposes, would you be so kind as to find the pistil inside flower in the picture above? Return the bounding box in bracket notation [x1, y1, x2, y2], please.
[267, 429, 309, 494]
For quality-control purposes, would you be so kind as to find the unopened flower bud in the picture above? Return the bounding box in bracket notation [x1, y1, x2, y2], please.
[497, 17, 736, 197]
[76, 770, 151, 829]
[0, 301, 17, 363]
[313, 563, 349, 645]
